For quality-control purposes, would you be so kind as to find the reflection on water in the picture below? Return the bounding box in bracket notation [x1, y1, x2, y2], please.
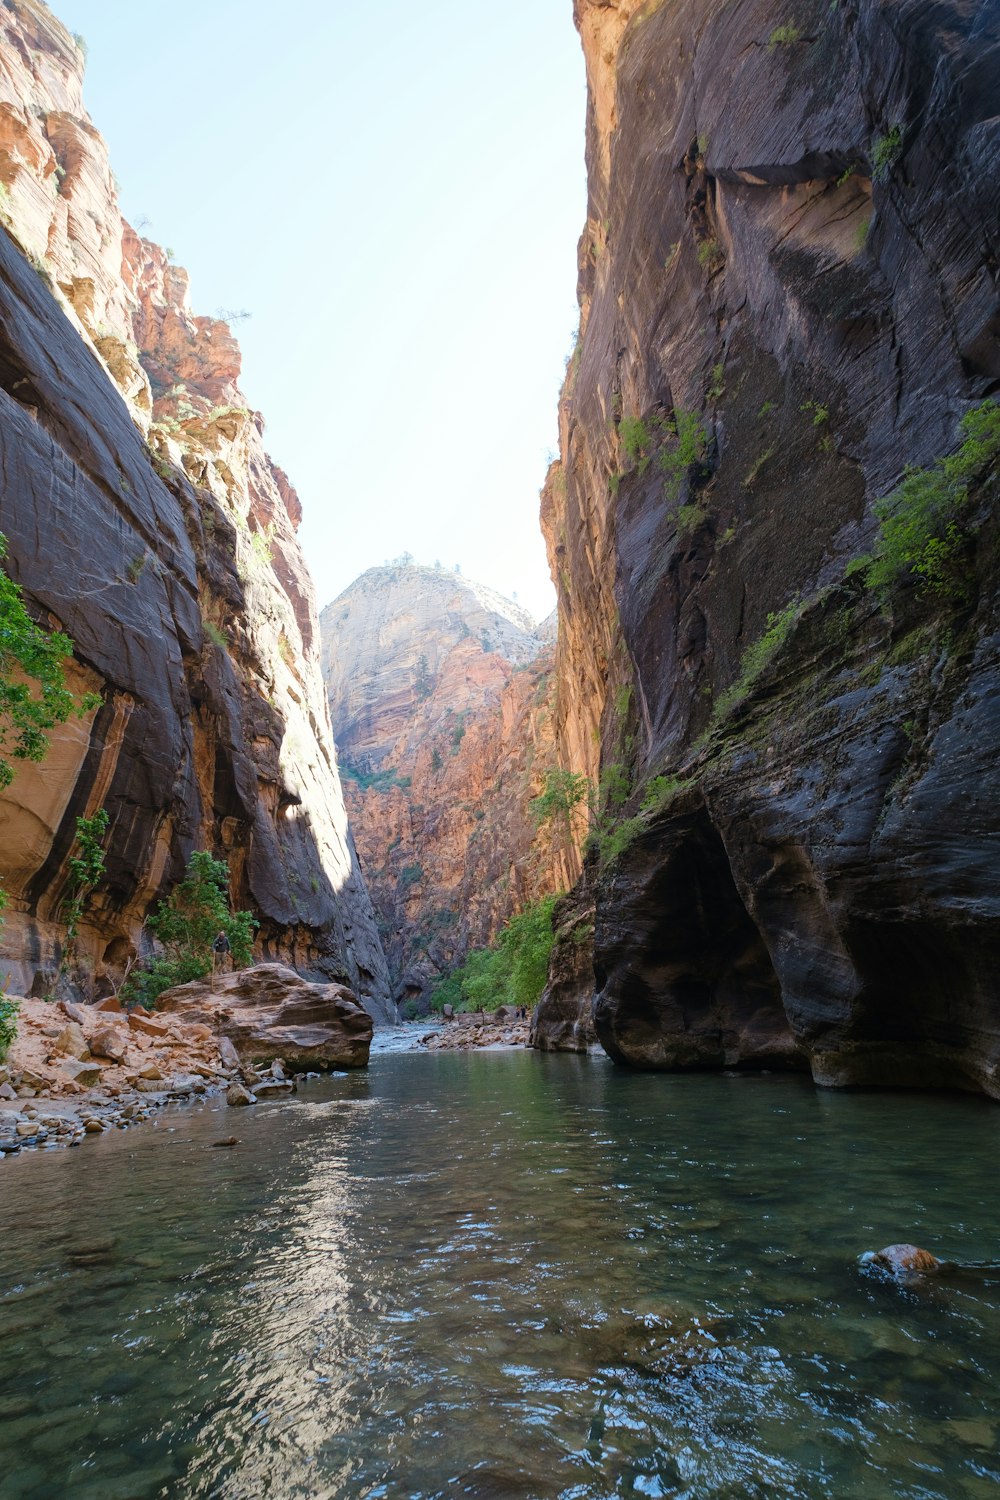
[1, 1053, 999, 1498]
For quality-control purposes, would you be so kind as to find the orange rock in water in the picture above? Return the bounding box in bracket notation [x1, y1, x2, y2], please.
[872, 1243, 943, 1275]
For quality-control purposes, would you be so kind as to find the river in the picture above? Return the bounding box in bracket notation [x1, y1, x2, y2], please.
[1, 1047, 998, 1498]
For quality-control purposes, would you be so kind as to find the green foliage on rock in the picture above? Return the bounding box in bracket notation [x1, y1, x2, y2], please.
[529, 767, 590, 840]
[126, 851, 258, 1008]
[861, 400, 1000, 600]
[711, 597, 804, 725]
[428, 895, 560, 1014]
[871, 125, 903, 179]
[61, 808, 109, 975]
[0, 534, 97, 790]
[0, 888, 16, 1062]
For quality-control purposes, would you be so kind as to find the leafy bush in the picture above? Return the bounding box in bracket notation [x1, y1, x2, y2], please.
[0, 534, 97, 789]
[62, 808, 109, 975]
[640, 775, 689, 815]
[428, 895, 560, 1014]
[619, 416, 652, 472]
[530, 767, 590, 836]
[124, 851, 257, 1008]
[862, 401, 1000, 599]
[399, 863, 423, 891]
[711, 597, 803, 725]
[659, 409, 708, 503]
[768, 23, 801, 46]
[0, 994, 17, 1061]
[202, 619, 228, 650]
[871, 125, 903, 179]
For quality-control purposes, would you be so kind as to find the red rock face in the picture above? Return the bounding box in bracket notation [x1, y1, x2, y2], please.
[321, 565, 570, 1005]
[0, 0, 392, 1020]
[547, 0, 1000, 1092]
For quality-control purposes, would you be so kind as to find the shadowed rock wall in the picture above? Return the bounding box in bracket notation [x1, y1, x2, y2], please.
[540, 0, 1000, 1090]
[0, 0, 392, 1019]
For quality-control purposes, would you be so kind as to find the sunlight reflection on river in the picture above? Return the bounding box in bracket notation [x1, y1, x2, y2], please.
[1, 1052, 999, 1498]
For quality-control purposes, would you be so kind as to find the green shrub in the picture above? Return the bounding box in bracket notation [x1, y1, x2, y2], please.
[711, 597, 803, 724]
[659, 409, 708, 503]
[619, 415, 652, 473]
[399, 863, 423, 891]
[0, 533, 97, 789]
[61, 808, 109, 976]
[125, 851, 257, 1008]
[428, 894, 561, 1014]
[640, 775, 689, 814]
[202, 619, 228, 650]
[863, 400, 1000, 599]
[0, 993, 17, 1061]
[768, 23, 801, 47]
[871, 125, 903, 179]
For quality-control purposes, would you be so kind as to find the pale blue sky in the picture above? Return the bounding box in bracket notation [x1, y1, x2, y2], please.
[55, 1, 586, 622]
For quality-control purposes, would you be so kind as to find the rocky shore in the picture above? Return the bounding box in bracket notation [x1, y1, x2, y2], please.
[0, 963, 373, 1159]
[420, 1007, 532, 1052]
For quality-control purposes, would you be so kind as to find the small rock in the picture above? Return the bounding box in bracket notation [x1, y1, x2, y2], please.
[84, 1120, 104, 1133]
[60, 1000, 88, 1025]
[211, 1136, 239, 1148]
[226, 1082, 255, 1107]
[93, 996, 124, 1013]
[16, 1121, 38, 1137]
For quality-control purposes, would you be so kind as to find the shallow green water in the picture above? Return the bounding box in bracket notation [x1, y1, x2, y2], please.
[1, 1050, 999, 1499]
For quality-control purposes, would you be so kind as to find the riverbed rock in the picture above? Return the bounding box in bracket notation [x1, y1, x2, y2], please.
[158, 964, 373, 1070]
[869, 1244, 944, 1277]
[226, 1082, 255, 1107]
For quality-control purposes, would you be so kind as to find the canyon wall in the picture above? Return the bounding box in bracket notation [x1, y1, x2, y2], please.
[321, 564, 568, 1006]
[539, 0, 1000, 1093]
[0, 0, 393, 1019]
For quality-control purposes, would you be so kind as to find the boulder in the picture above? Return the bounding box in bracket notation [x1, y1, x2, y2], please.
[59, 1001, 88, 1024]
[867, 1244, 944, 1277]
[226, 1082, 255, 1107]
[59, 1058, 102, 1087]
[128, 1013, 169, 1038]
[94, 997, 124, 1014]
[157, 964, 373, 1070]
[218, 1036, 241, 1071]
[90, 1028, 128, 1063]
[53, 1023, 90, 1061]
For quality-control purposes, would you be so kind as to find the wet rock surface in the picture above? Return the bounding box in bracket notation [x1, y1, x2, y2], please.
[530, 883, 598, 1053]
[545, 0, 1000, 1095]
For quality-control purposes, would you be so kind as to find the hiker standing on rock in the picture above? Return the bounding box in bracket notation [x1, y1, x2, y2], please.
[212, 930, 231, 989]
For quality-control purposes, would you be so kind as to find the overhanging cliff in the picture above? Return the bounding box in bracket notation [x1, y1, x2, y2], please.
[0, 0, 393, 1019]
[540, 0, 1000, 1093]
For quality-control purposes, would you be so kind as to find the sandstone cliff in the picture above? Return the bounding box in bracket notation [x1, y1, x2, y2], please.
[321, 565, 569, 1005]
[537, 0, 1000, 1094]
[0, 0, 393, 1019]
